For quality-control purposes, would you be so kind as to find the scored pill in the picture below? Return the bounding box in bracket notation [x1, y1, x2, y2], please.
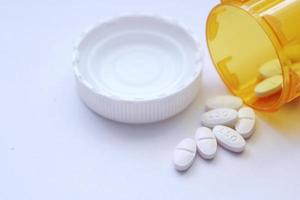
[259, 59, 282, 78]
[235, 107, 256, 139]
[205, 95, 243, 110]
[195, 127, 217, 159]
[255, 75, 283, 97]
[213, 125, 246, 153]
[173, 138, 197, 171]
[201, 108, 238, 128]
[235, 119, 255, 139]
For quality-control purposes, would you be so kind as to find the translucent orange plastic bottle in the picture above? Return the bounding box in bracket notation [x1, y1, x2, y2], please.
[206, 0, 300, 111]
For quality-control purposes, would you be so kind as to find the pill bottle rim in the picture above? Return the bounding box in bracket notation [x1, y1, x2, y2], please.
[206, 3, 288, 111]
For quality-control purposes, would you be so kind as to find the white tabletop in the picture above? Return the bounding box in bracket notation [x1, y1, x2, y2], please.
[1, 1, 300, 199]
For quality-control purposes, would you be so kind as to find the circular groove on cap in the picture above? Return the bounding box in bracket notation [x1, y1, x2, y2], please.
[73, 14, 203, 123]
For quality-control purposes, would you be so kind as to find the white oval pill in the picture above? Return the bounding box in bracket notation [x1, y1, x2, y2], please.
[238, 107, 255, 119]
[201, 108, 238, 128]
[206, 95, 243, 110]
[255, 75, 283, 97]
[259, 59, 282, 78]
[213, 125, 246, 153]
[235, 107, 256, 139]
[235, 119, 255, 139]
[195, 127, 217, 159]
[173, 138, 196, 171]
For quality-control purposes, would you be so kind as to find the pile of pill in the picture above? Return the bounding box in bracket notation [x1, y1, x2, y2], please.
[255, 59, 283, 97]
[173, 95, 256, 171]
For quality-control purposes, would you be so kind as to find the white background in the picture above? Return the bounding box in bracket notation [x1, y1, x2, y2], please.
[1, 1, 300, 199]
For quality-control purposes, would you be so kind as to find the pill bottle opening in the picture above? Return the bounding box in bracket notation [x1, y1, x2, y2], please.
[206, 4, 284, 111]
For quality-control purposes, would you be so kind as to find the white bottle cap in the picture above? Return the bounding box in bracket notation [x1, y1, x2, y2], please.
[73, 14, 203, 124]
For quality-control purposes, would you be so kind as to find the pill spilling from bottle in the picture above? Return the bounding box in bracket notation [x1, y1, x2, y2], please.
[173, 95, 256, 172]
[255, 59, 283, 98]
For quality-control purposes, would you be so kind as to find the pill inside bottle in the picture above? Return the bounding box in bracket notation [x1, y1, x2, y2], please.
[206, 1, 300, 111]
